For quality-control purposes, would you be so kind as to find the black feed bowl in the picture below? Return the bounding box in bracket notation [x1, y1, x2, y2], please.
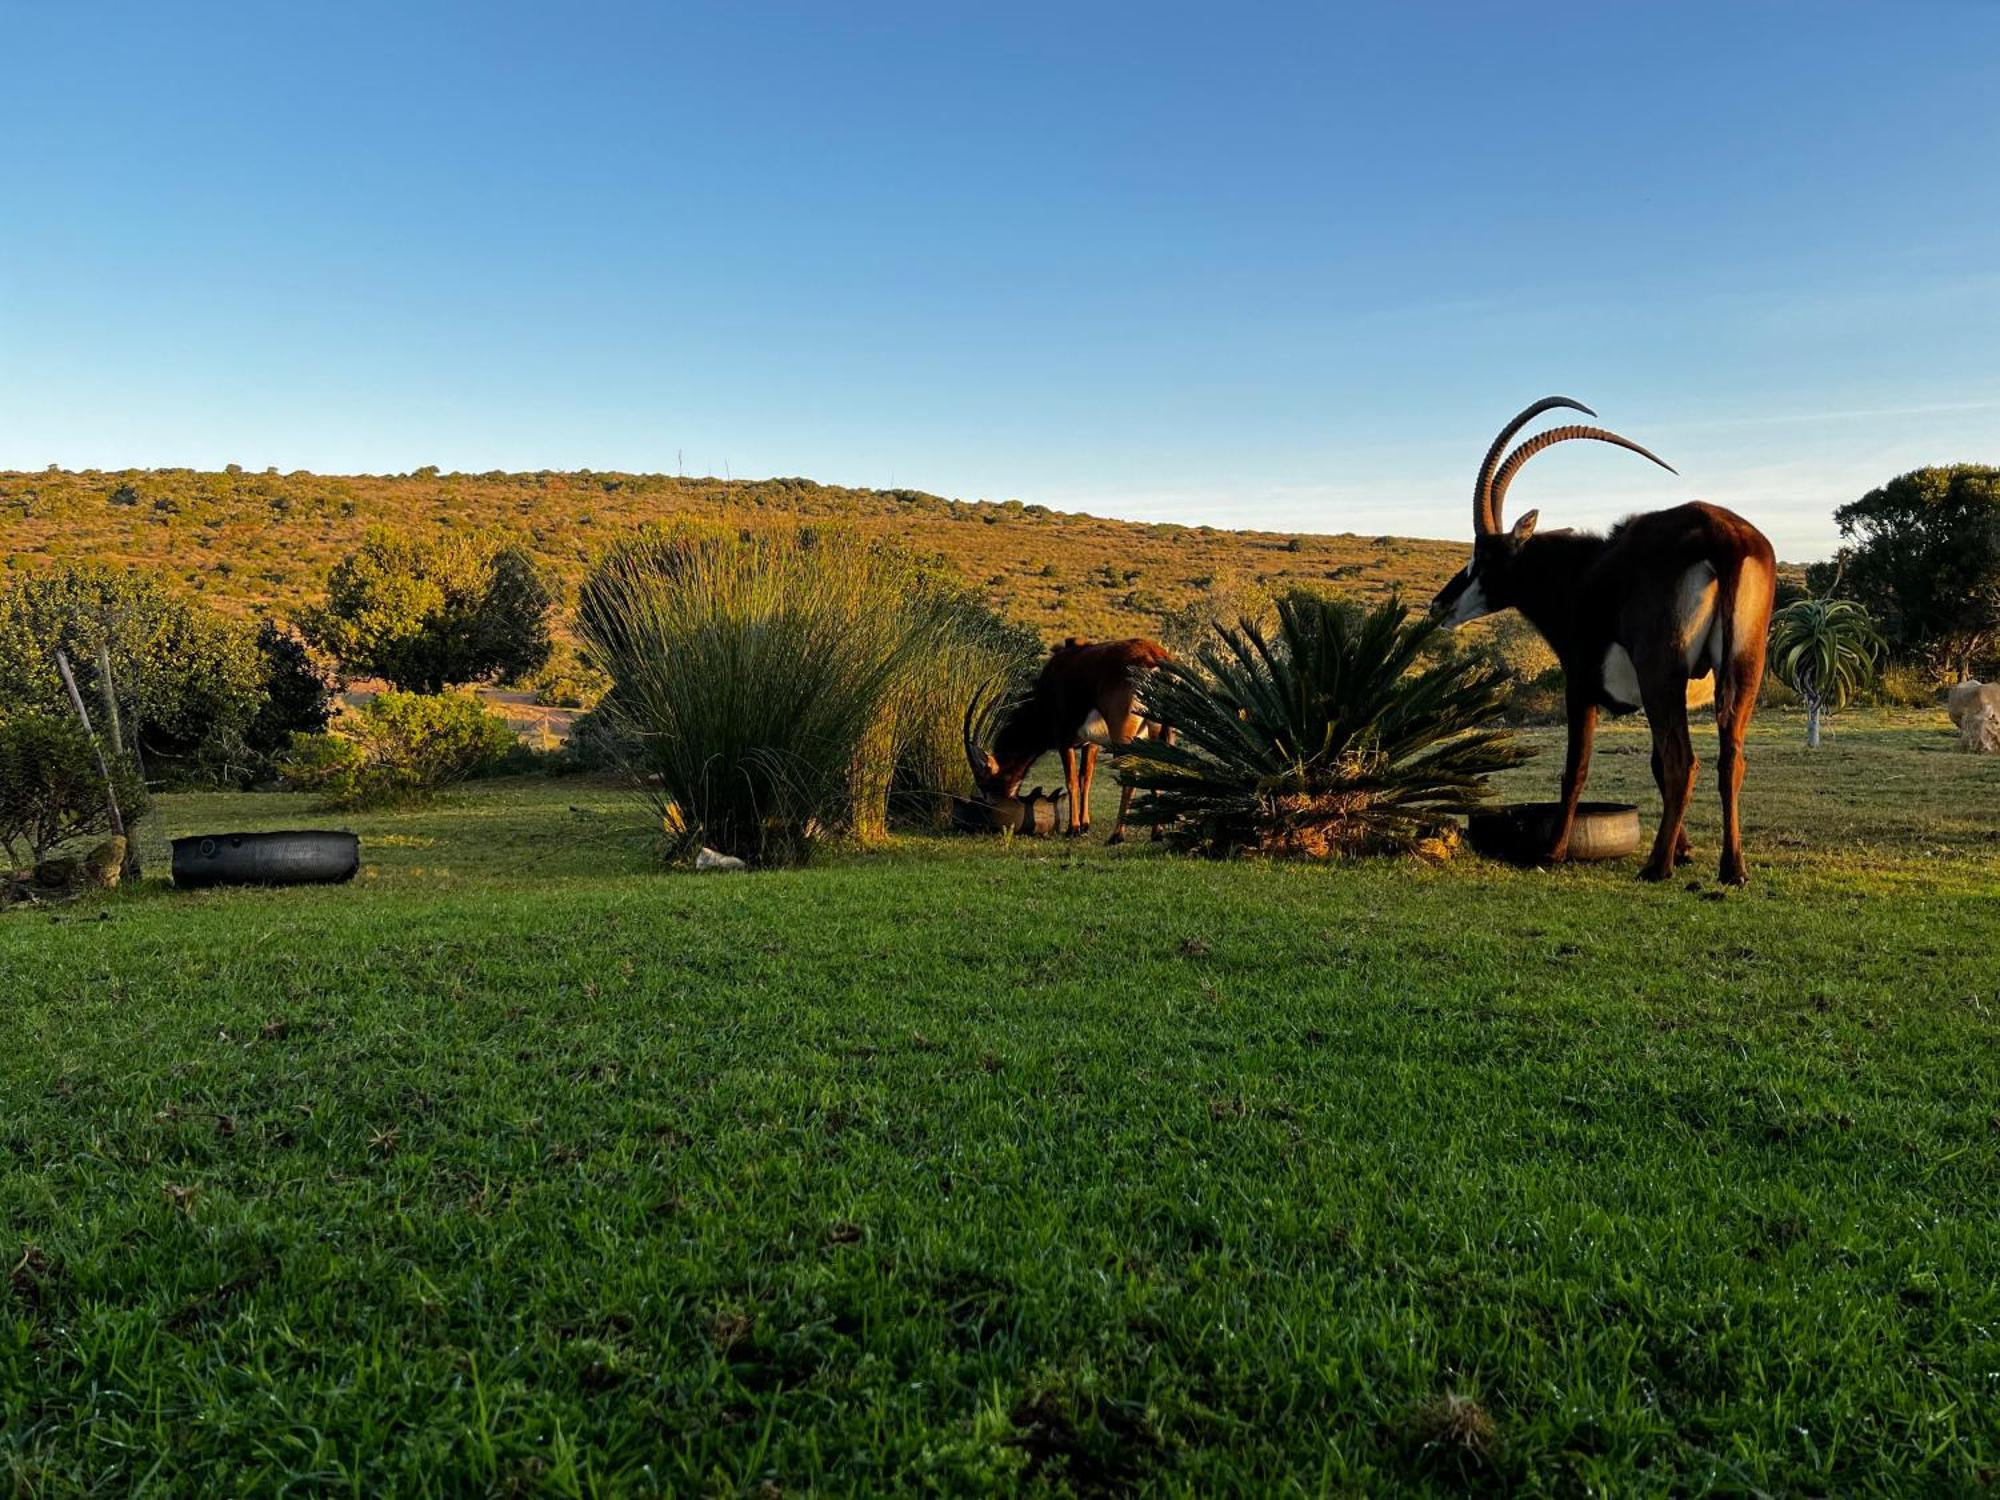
[1465, 802, 1641, 865]
[172, 830, 361, 889]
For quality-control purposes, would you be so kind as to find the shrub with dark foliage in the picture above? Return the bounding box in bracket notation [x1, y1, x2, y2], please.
[1125, 596, 1530, 858]
[243, 623, 337, 768]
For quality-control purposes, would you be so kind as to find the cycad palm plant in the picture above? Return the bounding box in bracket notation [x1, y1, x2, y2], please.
[1767, 598, 1885, 747]
[1125, 595, 1530, 858]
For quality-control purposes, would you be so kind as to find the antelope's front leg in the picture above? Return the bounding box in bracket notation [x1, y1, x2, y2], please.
[1546, 692, 1598, 863]
[1059, 748, 1082, 834]
[1076, 745, 1099, 834]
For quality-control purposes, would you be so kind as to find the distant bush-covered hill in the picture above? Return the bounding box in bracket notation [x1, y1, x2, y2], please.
[1, 467, 1471, 645]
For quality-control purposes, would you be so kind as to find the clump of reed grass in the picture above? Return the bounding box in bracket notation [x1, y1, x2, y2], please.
[578, 523, 1029, 864]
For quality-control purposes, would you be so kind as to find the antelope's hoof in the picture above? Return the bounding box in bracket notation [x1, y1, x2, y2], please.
[1637, 861, 1674, 883]
[1718, 861, 1749, 887]
[1542, 843, 1570, 867]
[1107, 831, 1125, 846]
[1673, 847, 1696, 867]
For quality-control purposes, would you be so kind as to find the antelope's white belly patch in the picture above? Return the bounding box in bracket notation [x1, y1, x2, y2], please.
[1079, 703, 1142, 750]
[1601, 645, 1642, 712]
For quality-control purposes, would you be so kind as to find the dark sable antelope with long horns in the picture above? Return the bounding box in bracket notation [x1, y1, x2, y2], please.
[1431, 398, 1777, 884]
[964, 637, 1172, 843]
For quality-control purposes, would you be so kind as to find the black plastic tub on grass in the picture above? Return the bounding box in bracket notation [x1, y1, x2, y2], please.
[171, 831, 361, 888]
[1465, 802, 1641, 865]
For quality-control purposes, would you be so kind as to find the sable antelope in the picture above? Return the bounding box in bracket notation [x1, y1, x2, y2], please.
[963, 637, 1171, 843]
[1430, 398, 1777, 884]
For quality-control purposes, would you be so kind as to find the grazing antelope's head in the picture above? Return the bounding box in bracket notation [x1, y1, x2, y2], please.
[1429, 396, 1675, 627]
[962, 681, 1033, 803]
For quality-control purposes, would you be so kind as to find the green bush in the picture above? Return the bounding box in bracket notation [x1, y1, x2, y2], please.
[0, 563, 264, 781]
[302, 528, 554, 692]
[577, 524, 959, 864]
[280, 690, 516, 807]
[1125, 596, 1530, 859]
[0, 711, 148, 875]
[1870, 659, 1940, 708]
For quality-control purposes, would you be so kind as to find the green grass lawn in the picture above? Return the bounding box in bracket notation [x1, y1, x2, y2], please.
[4, 711, 1998, 1495]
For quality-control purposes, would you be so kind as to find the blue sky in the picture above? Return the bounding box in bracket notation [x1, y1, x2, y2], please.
[3, 2, 1996, 559]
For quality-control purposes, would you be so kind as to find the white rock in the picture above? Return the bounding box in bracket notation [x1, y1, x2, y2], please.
[1946, 680, 2000, 754]
[695, 847, 749, 872]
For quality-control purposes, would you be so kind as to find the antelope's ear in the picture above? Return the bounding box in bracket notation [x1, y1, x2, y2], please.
[1509, 509, 1539, 544]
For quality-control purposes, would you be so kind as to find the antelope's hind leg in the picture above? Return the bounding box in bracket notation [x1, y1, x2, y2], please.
[1637, 672, 1697, 883]
[1714, 653, 1761, 886]
[1077, 744, 1099, 835]
[1650, 747, 1695, 866]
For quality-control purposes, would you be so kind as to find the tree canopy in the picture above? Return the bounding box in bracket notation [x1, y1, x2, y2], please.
[1814, 466, 2000, 679]
[302, 528, 554, 692]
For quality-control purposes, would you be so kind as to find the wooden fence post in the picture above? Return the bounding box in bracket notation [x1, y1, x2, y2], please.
[54, 648, 135, 875]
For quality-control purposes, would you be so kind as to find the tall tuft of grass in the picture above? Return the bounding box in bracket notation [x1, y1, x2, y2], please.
[1125, 594, 1531, 858]
[578, 524, 984, 864]
[887, 590, 1041, 829]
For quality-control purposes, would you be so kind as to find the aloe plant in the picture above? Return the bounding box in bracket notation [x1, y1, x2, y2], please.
[1768, 598, 1885, 747]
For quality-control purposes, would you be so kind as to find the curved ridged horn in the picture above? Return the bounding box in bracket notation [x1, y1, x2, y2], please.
[1475, 397, 1596, 535]
[963, 684, 991, 788]
[1489, 424, 1678, 535]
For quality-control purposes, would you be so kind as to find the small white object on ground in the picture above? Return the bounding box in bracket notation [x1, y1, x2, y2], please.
[695, 847, 748, 872]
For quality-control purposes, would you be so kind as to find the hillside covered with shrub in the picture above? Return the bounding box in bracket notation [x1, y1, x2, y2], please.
[0, 466, 1471, 644]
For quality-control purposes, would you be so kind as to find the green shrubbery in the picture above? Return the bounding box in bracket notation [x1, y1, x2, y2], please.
[1126, 596, 1529, 859]
[0, 563, 263, 780]
[0, 564, 332, 786]
[526, 647, 610, 710]
[0, 710, 148, 878]
[280, 691, 516, 807]
[579, 523, 1021, 864]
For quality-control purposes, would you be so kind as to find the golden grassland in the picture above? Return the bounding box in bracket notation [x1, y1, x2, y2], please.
[1, 466, 1472, 643]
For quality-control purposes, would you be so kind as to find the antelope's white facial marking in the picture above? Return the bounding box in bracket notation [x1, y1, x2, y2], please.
[1602, 644, 1643, 712]
[1443, 568, 1494, 626]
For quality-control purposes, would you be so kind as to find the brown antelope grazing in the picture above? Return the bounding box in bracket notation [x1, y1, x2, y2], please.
[964, 637, 1171, 842]
[1430, 398, 1777, 884]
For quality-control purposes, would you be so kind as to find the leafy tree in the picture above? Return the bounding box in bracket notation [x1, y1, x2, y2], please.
[0, 710, 149, 877]
[1124, 596, 1531, 858]
[1767, 598, 1885, 748]
[1813, 466, 2000, 680]
[0, 563, 264, 778]
[302, 529, 554, 692]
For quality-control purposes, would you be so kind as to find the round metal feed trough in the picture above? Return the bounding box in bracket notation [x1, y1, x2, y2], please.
[172, 830, 361, 888]
[1465, 802, 1640, 865]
